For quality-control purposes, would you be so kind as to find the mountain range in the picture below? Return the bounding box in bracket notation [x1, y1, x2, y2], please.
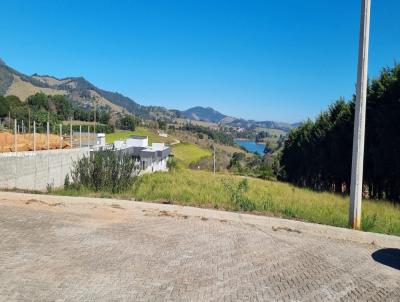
[0, 59, 298, 131]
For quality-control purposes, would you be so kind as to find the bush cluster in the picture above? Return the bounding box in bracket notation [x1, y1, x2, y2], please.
[69, 150, 139, 193]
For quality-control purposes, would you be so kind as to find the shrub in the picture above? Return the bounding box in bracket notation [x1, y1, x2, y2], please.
[223, 178, 256, 211]
[362, 213, 378, 232]
[282, 207, 296, 218]
[46, 183, 54, 193]
[167, 156, 178, 171]
[71, 150, 140, 193]
[64, 175, 71, 188]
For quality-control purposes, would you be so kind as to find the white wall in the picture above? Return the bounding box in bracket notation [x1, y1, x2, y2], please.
[126, 137, 148, 148]
[140, 157, 168, 174]
[114, 140, 125, 149]
[0, 148, 89, 191]
[151, 143, 165, 150]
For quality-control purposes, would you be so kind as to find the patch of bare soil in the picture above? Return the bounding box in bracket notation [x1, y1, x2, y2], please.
[272, 226, 301, 233]
[0, 132, 70, 152]
[110, 203, 125, 210]
[24, 199, 64, 207]
[142, 209, 188, 219]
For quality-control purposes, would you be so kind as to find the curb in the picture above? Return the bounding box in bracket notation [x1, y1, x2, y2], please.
[1, 191, 400, 249]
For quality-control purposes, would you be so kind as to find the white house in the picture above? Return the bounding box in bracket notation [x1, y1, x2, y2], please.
[157, 130, 168, 138]
[126, 136, 148, 148]
[96, 133, 106, 147]
[113, 136, 170, 173]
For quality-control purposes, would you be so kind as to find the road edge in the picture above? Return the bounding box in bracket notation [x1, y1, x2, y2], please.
[1, 191, 399, 249]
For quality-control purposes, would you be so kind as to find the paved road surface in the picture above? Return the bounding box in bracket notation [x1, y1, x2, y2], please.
[0, 193, 399, 301]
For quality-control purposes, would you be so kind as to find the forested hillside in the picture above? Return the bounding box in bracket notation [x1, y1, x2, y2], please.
[0, 93, 127, 133]
[280, 64, 400, 202]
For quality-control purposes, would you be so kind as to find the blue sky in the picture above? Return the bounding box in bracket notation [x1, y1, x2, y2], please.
[1, 0, 399, 123]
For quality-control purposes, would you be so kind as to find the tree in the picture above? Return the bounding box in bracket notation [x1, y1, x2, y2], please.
[27, 92, 48, 110]
[118, 115, 137, 131]
[280, 63, 400, 203]
[0, 96, 9, 117]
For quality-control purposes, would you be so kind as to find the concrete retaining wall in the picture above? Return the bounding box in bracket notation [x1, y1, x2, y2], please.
[0, 148, 89, 191]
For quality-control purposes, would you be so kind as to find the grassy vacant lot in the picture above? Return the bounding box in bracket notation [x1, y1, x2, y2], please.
[171, 143, 212, 167]
[129, 170, 400, 235]
[59, 168, 400, 236]
[59, 134, 400, 236]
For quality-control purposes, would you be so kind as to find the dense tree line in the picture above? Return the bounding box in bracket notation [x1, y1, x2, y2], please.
[255, 131, 269, 142]
[0, 93, 115, 133]
[73, 107, 111, 125]
[280, 64, 400, 202]
[180, 123, 235, 146]
[229, 152, 276, 180]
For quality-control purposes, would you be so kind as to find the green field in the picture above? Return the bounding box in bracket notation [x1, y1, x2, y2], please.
[59, 166, 400, 236]
[255, 127, 287, 137]
[127, 170, 400, 235]
[171, 143, 212, 167]
[60, 130, 400, 236]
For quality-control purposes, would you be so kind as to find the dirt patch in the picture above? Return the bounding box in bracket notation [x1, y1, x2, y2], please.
[272, 226, 301, 234]
[142, 209, 188, 219]
[25, 199, 40, 205]
[159, 210, 186, 218]
[0, 132, 70, 152]
[24, 198, 64, 207]
[110, 203, 125, 210]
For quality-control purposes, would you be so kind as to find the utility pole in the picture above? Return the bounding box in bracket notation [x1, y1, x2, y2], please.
[60, 124, 63, 149]
[28, 108, 31, 133]
[87, 125, 90, 148]
[94, 100, 97, 134]
[47, 122, 50, 150]
[213, 144, 216, 174]
[79, 125, 82, 148]
[70, 121, 73, 149]
[33, 121, 36, 152]
[14, 119, 17, 152]
[349, 0, 371, 229]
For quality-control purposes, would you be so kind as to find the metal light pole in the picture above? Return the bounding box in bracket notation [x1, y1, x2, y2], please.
[349, 0, 371, 229]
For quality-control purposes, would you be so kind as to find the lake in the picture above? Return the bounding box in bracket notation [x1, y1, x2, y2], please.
[234, 139, 266, 155]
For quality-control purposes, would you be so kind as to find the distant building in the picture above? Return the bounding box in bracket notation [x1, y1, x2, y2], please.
[157, 130, 168, 138]
[235, 127, 245, 133]
[113, 136, 170, 173]
[72, 132, 106, 149]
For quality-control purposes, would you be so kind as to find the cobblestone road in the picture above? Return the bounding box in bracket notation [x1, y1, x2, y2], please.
[0, 194, 399, 301]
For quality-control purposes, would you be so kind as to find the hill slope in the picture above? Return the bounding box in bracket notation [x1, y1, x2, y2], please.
[0, 59, 297, 129]
[181, 106, 228, 123]
[180, 106, 298, 131]
[0, 60, 171, 118]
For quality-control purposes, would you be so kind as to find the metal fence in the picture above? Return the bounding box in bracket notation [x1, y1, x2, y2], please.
[0, 119, 98, 153]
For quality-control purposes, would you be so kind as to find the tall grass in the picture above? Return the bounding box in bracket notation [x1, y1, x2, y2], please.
[56, 138, 400, 236]
[127, 169, 400, 236]
[171, 143, 212, 168]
